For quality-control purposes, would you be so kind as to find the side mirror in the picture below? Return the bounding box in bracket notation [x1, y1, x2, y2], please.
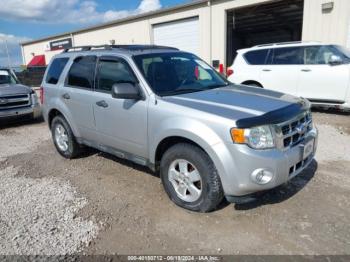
[111, 82, 141, 100]
[329, 55, 343, 65]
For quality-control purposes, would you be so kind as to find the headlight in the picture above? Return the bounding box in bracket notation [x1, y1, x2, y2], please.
[231, 125, 275, 149]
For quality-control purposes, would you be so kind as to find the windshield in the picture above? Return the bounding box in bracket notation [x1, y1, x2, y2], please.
[334, 45, 350, 59]
[133, 52, 229, 96]
[0, 70, 18, 85]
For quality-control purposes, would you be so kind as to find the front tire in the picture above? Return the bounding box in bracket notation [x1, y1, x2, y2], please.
[160, 143, 224, 212]
[51, 115, 81, 159]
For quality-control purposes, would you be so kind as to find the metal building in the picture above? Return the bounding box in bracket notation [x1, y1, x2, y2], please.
[21, 0, 350, 70]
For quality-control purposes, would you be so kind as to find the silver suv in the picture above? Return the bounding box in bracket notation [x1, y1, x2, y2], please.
[42, 45, 318, 212]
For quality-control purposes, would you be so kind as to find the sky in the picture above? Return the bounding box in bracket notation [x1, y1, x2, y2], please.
[0, 0, 190, 67]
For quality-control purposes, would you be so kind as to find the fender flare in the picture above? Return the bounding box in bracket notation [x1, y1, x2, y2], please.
[149, 117, 239, 194]
[47, 99, 81, 138]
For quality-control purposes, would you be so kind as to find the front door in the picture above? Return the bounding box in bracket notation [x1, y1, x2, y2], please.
[259, 47, 303, 96]
[93, 56, 148, 158]
[297, 45, 350, 103]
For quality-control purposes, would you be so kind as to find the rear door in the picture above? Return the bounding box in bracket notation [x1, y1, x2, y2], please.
[60, 55, 98, 140]
[232, 49, 269, 85]
[259, 47, 303, 95]
[297, 45, 350, 102]
[93, 56, 148, 158]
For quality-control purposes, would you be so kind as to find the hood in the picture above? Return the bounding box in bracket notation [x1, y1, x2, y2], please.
[162, 85, 309, 128]
[0, 83, 32, 97]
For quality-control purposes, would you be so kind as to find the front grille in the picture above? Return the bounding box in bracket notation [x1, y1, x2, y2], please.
[0, 94, 31, 110]
[277, 111, 313, 149]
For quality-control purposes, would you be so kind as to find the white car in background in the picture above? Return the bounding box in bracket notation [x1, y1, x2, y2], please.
[227, 42, 350, 111]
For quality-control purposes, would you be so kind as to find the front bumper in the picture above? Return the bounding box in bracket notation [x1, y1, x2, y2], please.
[215, 128, 318, 198]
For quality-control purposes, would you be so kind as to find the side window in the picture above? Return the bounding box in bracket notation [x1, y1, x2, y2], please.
[97, 59, 137, 93]
[67, 56, 96, 89]
[303, 46, 337, 64]
[271, 47, 303, 65]
[45, 57, 69, 84]
[244, 49, 269, 65]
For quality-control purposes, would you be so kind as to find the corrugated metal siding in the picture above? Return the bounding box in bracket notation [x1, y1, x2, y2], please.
[153, 17, 200, 55]
[347, 18, 350, 48]
[302, 0, 350, 46]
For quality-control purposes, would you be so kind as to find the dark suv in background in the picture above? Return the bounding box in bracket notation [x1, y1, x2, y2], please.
[0, 68, 41, 121]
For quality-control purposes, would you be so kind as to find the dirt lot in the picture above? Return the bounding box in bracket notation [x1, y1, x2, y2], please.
[0, 111, 350, 255]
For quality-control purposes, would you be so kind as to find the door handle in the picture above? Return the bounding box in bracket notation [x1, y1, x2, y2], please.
[301, 69, 312, 72]
[96, 100, 109, 108]
[62, 93, 70, 100]
[262, 69, 271, 72]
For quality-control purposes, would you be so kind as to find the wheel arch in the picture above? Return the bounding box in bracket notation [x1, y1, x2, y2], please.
[47, 107, 80, 138]
[154, 136, 208, 171]
[148, 116, 238, 192]
[48, 108, 63, 128]
[149, 117, 223, 166]
[151, 128, 239, 197]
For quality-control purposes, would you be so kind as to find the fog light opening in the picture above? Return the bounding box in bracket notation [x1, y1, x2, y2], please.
[251, 169, 273, 185]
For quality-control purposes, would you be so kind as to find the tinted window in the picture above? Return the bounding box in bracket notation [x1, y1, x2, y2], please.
[133, 52, 229, 96]
[46, 58, 69, 84]
[97, 59, 137, 92]
[244, 49, 269, 65]
[67, 56, 96, 89]
[272, 47, 303, 65]
[304, 46, 339, 64]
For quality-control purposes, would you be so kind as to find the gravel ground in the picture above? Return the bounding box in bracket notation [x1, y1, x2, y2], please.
[0, 111, 349, 255]
[315, 124, 350, 162]
[0, 121, 99, 255]
[0, 121, 50, 160]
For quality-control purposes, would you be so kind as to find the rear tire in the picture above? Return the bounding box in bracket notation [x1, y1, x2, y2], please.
[160, 143, 224, 212]
[51, 115, 81, 159]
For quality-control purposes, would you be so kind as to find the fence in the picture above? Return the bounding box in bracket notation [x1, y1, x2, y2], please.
[16, 66, 46, 87]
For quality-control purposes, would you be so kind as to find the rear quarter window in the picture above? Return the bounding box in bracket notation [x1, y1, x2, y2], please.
[243, 49, 269, 65]
[45, 57, 69, 84]
[66, 56, 97, 89]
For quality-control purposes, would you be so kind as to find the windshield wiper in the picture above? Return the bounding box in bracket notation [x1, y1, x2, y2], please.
[206, 83, 230, 90]
[161, 88, 204, 96]
[161, 83, 230, 97]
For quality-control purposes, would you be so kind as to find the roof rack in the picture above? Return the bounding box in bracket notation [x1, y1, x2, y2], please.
[63, 45, 112, 52]
[63, 44, 179, 53]
[254, 41, 320, 48]
[111, 45, 179, 51]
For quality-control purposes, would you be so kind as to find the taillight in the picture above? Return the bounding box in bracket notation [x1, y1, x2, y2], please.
[227, 68, 234, 77]
[39, 87, 44, 105]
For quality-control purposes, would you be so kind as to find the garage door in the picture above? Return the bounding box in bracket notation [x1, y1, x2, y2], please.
[153, 17, 199, 55]
[347, 19, 350, 48]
